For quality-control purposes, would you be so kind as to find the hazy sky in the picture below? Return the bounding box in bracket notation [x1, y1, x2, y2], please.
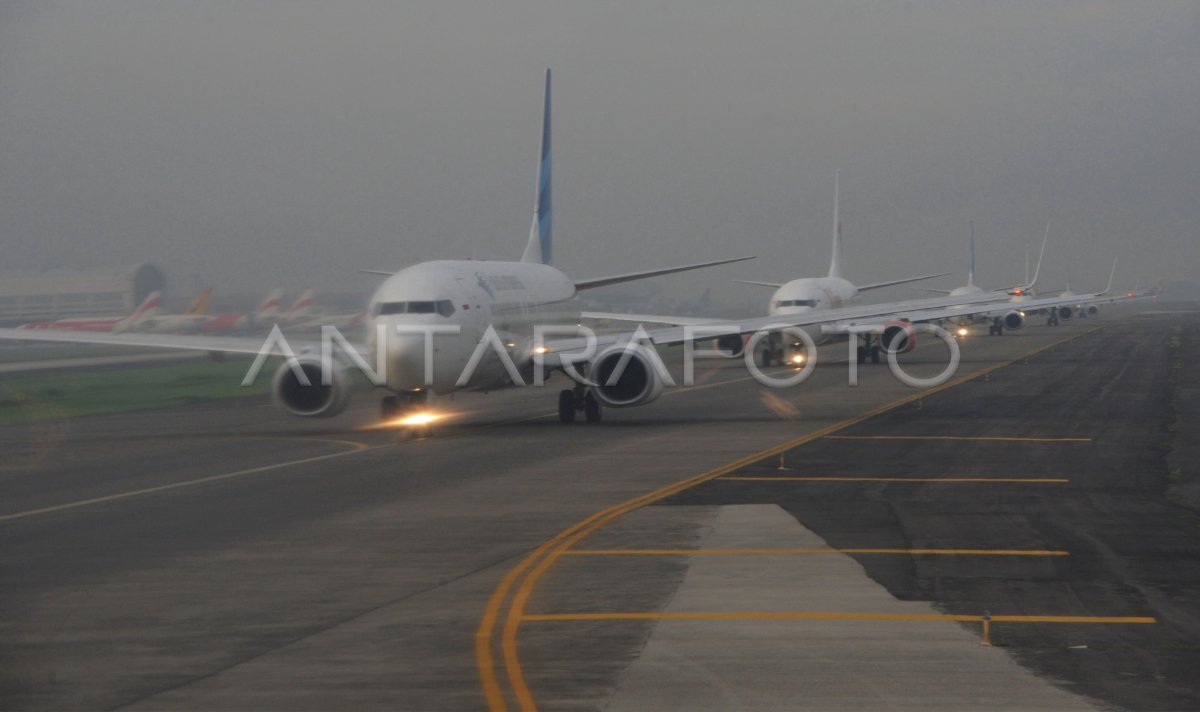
[1, 1, 1196, 305]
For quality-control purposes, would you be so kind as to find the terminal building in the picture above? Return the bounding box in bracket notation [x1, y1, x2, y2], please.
[0, 263, 166, 324]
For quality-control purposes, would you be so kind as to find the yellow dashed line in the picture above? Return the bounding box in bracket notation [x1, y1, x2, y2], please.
[823, 435, 1092, 442]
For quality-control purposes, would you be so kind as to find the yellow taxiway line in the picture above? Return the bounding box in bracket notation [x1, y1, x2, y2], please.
[563, 548, 1070, 557]
[476, 326, 1108, 712]
[521, 611, 1155, 625]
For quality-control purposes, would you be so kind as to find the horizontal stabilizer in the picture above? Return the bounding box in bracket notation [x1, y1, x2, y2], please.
[574, 255, 755, 291]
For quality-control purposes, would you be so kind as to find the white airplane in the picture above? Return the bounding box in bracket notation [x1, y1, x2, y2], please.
[740, 173, 956, 365]
[915, 223, 1052, 336]
[0, 71, 1134, 425]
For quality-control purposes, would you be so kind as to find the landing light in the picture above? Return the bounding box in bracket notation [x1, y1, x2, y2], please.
[957, 327, 969, 337]
[790, 353, 806, 365]
[533, 346, 549, 355]
[397, 412, 440, 427]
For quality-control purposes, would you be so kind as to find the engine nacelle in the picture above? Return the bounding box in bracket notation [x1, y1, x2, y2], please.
[588, 343, 666, 408]
[712, 333, 747, 358]
[1003, 310, 1026, 330]
[880, 320, 917, 355]
[1057, 306, 1074, 320]
[1086, 304, 1099, 316]
[272, 357, 353, 418]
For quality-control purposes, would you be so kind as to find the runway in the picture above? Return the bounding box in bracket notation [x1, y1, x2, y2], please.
[2, 307, 1196, 710]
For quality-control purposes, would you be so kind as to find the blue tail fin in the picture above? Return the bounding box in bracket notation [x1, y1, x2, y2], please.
[521, 69, 552, 264]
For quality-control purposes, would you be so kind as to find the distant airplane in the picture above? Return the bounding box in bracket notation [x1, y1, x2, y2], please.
[19, 291, 162, 333]
[915, 223, 1050, 335]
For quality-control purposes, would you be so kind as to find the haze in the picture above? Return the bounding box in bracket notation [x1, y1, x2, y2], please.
[1, 1, 1196, 306]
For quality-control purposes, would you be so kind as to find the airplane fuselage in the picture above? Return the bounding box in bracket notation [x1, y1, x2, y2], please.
[766, 276, 857, 346]
[365, 259, 580, 394]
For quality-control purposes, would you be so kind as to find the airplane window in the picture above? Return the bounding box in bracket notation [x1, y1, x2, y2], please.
[372, 300, 455, 317]
[375, 302, 407, 316]
[776, 299, 817, 308]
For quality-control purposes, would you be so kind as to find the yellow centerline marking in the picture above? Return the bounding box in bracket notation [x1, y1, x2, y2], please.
[521, 611, 1155, 625]
[0, 438, 379, 523]
[721, 476, 1069, 483]
[564, 548, 1069, 557]
[824, 435, 1092, 442]
[477, 326, 1107, 712]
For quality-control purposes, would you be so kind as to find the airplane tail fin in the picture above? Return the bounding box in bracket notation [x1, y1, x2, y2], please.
[114, 291, 162, 332]
[286, 289, 316, 319]
[1011, 223, 1049, 294]
[967, 222, 976, 289]
[521, 69, 553, 265]
[255, 288, 285, 320]
[185, 287, 212, 316]
[827, 170, 843, 279]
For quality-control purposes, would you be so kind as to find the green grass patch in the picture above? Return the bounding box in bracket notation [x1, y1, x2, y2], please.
[0, 358, 272, 424]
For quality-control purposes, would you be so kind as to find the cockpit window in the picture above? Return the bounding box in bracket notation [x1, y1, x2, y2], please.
[775, 299, 817, 308]
[372, 300, 456, 317]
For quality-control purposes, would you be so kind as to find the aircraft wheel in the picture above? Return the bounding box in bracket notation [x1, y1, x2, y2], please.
[381, 395, 400, 419]
[856, 345, 867, 364]
[558, 389, 576, 423]
[761, 350, 773, 367]
[869, 345, 881, 364]
[584, 391, 602, 422]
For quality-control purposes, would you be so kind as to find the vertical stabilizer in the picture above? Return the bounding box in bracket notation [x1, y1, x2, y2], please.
[827, 170, 843, 279]
[521, 69, 553, 265]
[186, 287, 213, 315]
[968, 222, 976, 288]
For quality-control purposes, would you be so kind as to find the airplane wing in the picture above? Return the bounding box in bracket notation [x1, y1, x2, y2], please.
[734, 280, 784, 288]
[573, 256, 755, 291]
[581, 311, 722, 326]
[856, 272, 952, 292]
[911, 287, 953, 294]
[0, 328, 332, 357]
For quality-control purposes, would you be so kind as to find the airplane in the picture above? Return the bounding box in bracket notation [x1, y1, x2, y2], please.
[0, 71, 1135, 426]
[586, 172, 952, 365]
[126, 288, 215, 334]
[19, 291, 163, 333]
[915, 223, 1051, 336]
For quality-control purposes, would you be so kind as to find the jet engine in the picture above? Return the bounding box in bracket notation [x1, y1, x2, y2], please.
[588, 343, 666, 408]
[1003, 310, 1026, 330]
[272, 357, 353, 417]
[1057, 306, 1074, 320]
[880, 320, 917, 355]
[713, 333, 747, 358]
[1085, 304, 1099, 316]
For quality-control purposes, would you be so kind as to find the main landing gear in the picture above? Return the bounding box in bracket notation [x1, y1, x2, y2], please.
[856, 333, 882, 364]
[558, 383, 602, 424]
[988, 317, 1004, 336]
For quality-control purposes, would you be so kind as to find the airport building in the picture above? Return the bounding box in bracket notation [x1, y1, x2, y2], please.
[0, 263, 166, 323]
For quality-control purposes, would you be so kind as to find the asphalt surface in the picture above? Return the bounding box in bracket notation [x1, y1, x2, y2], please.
[1, 305, 1193, 710]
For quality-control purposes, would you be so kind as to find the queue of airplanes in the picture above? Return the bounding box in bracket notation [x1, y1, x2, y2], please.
[0, 69, 1151, 427]
[16, 287, 363, 335]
